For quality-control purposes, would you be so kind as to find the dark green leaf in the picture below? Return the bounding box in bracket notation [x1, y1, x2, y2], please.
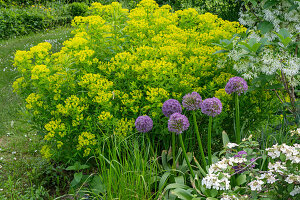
[257, 21, 273, 34]
[74, 172, 83, 183]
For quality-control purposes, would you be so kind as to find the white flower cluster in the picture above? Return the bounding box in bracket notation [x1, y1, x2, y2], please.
[228, 41, 300, 85]
[239, 1, 300, 41]
[266, 143, 300, 163]
[290, 185, 300, 196]
[202, 156, 248, 190]
[226, 142, 239, 148]
[290, 128, 300, 137]
[248, 179, 264, 191]
[247, 143, 300, 194]
[201, 172, 231, 190]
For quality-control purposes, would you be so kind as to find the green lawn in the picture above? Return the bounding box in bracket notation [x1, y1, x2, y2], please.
[0, 27, 73, 199]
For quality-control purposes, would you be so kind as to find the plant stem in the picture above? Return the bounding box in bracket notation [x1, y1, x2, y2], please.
[172, 132, 176, 170]
[178, 134, 195, 177]
[235, 93, 241, 144]
[192, 111, 207, 170]
[208, 116, 213, 165]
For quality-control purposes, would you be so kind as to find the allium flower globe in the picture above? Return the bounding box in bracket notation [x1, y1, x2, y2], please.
[225, 77, 248, 95]
[182, 92, 202, 110]
[201, 97, 222, 117]
[162, 99, 182, 118]
[168, 113, 189, 134]
[135, 115, 153, 133]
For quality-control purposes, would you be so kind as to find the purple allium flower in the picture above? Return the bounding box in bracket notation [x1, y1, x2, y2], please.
[201, 97, 222, 117]
[135, 115, 153, 133]
[162, 99, 182, 118]
[225, 77, 248, 95]
[168, 113, 190, 134]
[182, 92, 202, 111]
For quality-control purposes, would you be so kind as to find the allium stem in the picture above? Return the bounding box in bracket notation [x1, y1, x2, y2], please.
[235, 93, 241, 144]
[192, 111, 207, 170]
[178, 134, 195, 177]
[172, 132, 176, 170]
[208, 116, 213, 165]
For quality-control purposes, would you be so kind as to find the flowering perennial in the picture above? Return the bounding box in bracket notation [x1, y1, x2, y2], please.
[182, 92, 202, 111]
[201, 97, 222, 117]
[168, 113, 189, 134]
[135, 115, 153, 133]
[225, 76, 248, 95]
[162, 99, 182, 118]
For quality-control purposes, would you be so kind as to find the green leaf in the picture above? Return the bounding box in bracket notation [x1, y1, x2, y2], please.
[236, 174, 247, 186]
[222, 131, 230, 147]
[164, 183, 189, 191]
[162, 150, 170, 170]
[263, 0, 279, 9]
[175, 176, 185, 185]
[90, 175, 106, 194]
[257, 21, 273, 34]
[74, 172, 82, 183]
[159, 172, 171, 191]
[279, 28, 291, 39]
[206, 198, 218, 200]
[171, 188, 194, 200]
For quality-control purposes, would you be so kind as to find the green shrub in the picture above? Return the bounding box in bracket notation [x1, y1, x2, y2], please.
[0, 5, 71, 39]
[13, 0, 277, 162]
[68, 2, 88, 17]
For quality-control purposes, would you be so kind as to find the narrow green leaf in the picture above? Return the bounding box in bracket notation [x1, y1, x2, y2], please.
[159, 172, 171, 191]
[222, 131, 230, 147]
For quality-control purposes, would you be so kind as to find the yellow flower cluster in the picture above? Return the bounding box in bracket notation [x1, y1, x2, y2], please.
[44, 119, 66, 141]
[31, 65, 50, 80]
[98, 111, 113, 125]
[13, 0, 277, 161]
[25, 93, 43, 110]
[114, 118, 135, 137]
[77, 132, 97, 156]
[40, 145, 52, 159]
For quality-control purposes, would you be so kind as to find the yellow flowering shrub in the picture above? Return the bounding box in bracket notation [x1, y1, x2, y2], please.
[13, 0, 277, 161]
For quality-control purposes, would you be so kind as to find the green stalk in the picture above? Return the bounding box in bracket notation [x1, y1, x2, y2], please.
[208, 116, 213, 165]
[179, 134, 195, 177]
[192, 111, 207, 170]
[235, 93, 241, 144]
[172, 132, 176, 170]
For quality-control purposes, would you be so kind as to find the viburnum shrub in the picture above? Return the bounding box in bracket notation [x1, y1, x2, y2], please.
[13, 0, 276, 161]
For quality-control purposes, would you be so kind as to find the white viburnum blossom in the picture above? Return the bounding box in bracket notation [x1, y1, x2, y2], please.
[248, 180, 264, 191]
[226, 143, 239, 148]
[268, 161, 287, 173]
[208, 158, 229, 174]
[202, 173, 230, 190]
[228, 157, 247, 166]
[285, 174, 300, 184]
[266, 144, 281, 159]
[290, 185, 300, 196]
[259, 172, 277, 184]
